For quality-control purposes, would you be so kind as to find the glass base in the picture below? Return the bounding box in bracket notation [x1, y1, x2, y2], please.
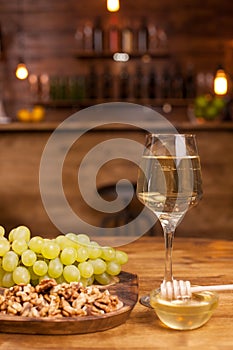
[0, 116, 11, 124]
[139, 294, 152, 308]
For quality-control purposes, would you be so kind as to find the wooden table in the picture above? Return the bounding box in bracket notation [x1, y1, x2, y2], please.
[0, 236, 232, 349]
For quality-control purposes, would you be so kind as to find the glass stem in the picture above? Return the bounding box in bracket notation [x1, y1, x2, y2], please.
[161, 220, 176, 282]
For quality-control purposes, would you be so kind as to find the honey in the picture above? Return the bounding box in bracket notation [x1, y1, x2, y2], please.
[150, 289, 219, 330]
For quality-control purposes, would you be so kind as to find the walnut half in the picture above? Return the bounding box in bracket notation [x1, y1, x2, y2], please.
[0, 279, 123, 318]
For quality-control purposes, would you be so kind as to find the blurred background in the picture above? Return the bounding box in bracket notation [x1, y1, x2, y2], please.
[0, 0, 232, 240]
[0, 0, 233, 120]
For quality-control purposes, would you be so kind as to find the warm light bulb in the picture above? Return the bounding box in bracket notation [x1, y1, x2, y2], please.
[214, 69, 228, 95]
[113, 52, 129, 62]
[107, 0, 120, 12]
[15, 62, 29, 80]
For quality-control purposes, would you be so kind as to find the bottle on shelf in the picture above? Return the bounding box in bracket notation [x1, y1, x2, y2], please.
[183, 66, 196, 99]
[148, 24, 158, 52]
[133, 65, 143, 99]
[58, 76, 68, 100]
[137, 18, 149, 53]
[0, 23, 4, 60]
[119, 66, 130, 99]
[108, 25, 120, 53]
[171, 65, 184, 98]
[102, 65, 113, 98]
[87, 65, 98, 99]
[93, 17, 104, 53]
[28, 74, 39, 100]
[196, 72, 206, 96]
[74, 25, 84, 51]
[50, 76, 64, 101]
[156, 27, 168, 48]
[147, 68, 157, 99]
[161, 67, 172, 99]
[39, 74, 50, 102]
[121, 26, 133, 53]
[83, 21, 93, 52]
[68, 75, 86, 101]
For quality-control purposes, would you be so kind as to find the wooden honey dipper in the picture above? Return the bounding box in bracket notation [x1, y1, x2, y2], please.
[160, 280, 233, 299]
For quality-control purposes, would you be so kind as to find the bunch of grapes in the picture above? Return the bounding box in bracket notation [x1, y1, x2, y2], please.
[0, 225, 128, 288]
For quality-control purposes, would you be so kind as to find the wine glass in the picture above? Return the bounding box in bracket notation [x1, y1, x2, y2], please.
[137, 134, 203, 304]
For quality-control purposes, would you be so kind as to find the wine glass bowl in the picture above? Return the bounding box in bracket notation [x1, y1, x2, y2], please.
[137, 134, 203, 223]
[137, 133, 203, 301]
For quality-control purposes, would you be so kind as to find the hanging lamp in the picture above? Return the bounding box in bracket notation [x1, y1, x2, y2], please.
[214, 66, 228, 95]
[15, 58, 28, 80]
[107, 0, 120, 12]
[15, 0, 28, 80]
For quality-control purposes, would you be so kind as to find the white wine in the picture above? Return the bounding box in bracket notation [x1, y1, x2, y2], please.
[137, 155, 202, 221]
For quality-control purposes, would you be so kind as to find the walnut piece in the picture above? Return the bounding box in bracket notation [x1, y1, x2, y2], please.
[0, 279, 122, 318]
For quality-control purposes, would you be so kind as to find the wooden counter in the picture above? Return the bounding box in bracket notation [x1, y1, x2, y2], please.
[0, 121, 232, 239]
[0, 236, 233, 349]
[1, 120, 233, 132]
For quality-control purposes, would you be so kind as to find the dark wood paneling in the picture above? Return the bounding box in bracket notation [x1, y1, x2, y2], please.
[0, 125, 232, 239]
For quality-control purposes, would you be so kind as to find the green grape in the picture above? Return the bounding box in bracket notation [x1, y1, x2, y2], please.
[33, 260, 48, 276]
[41, 240, 60, 259]
[65, 233, 80, 250]
[21, 249, 37, 266]
[86, 275, 94, 286]
[60, 247, 77, 265]
[2, 251, 19, 272]
[39, 274, 50, 283]
[76, 246, 89, 262]
[106, 261, 121, 276]
[87, 241, 102, 259]
[30, 279, 39, 287]
[55, 235, 74, 250]
[79, 277, 87, 287]
[12, 225, 31, 242]
[28, 236, 44, 254]
[56, 275, 66, 284]
[13, 266, 30, 285]
[78, 261, 94, 278]
[0, 237, 10, 256]
[0, 265, 4, 278]
[12, 239, 28, 255]
[63, 265, 80, 282]
[28, 266, 39, 280]
[80, 275, 94, 287]
[94, 272, 112, 285]
[48, 257, 63, 278]
[0, 266, 4, 286]
[0, 226, 5, 237]
[2, 272, 14, 287]
[90, 258, 106, 274]
[8, 228, 16, 242]
[101, 247, 116, 261]
[76, 233, 90, 245]
[65, 232, 77, 240]
[0, 229, 128, 287]
[115, 250, 128, 265]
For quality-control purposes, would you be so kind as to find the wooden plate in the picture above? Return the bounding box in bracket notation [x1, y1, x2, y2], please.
[0, 271, 138, 335]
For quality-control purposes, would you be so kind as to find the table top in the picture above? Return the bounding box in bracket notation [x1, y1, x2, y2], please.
[0, 236, 232, 350]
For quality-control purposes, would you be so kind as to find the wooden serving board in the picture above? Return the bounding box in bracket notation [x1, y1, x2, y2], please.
[0, 271, 138, 335]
